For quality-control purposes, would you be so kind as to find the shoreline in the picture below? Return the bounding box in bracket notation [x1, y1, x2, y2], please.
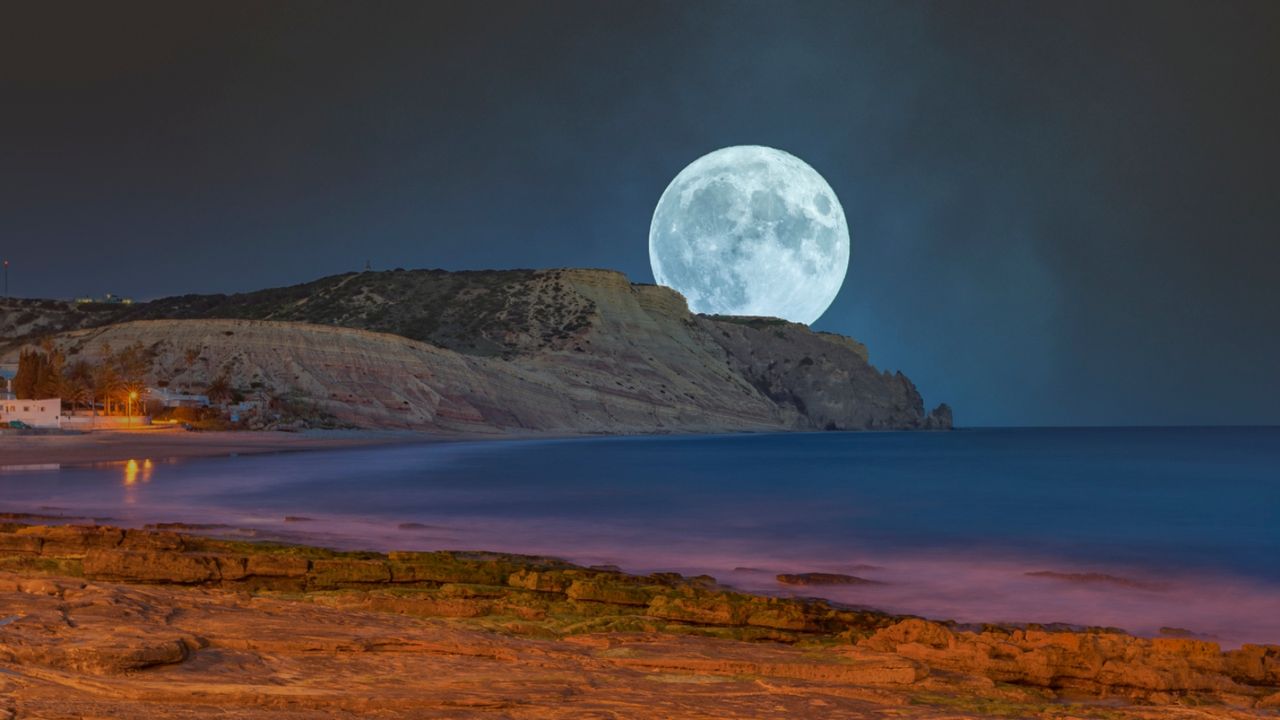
[3, 428, 1277, 652]
[0, 426, 458, 467]
[4, 510, 1280, 644]
[11, 423, 1273, 469]
[0, 425, 855, 467]
[0, 521, 1277, 717]
[5, 509, 1277, 652]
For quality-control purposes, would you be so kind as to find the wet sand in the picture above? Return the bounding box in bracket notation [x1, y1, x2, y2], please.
[0, 427, 439, 467]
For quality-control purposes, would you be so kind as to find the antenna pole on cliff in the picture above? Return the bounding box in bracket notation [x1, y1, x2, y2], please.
[2, 259, 8, 298]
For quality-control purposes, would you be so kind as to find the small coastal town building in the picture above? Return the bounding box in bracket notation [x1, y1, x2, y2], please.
[2, 365, 69, 427]
[0, 366, 15, 398]
[228, 397, 266, 423]
[1, 398, 62, 428]
[74, 293, 134, 305]
[147, 387, 210, 408]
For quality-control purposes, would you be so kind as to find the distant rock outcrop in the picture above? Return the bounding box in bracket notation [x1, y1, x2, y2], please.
[775, 572, 879, 586]
[0, 268, 951, 434]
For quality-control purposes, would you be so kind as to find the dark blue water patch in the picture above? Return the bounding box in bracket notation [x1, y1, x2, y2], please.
[2, 427, 1277, 582]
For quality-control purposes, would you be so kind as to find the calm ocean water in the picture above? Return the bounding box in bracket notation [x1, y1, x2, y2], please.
[3, 427, 1278, 645]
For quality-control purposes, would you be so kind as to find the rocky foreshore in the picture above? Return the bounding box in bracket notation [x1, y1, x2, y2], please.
[1, 522, 1277, 718]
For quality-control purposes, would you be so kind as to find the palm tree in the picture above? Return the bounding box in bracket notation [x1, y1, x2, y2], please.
[206, 376, 233, 407]
[92, 365, 121, 416]
[63, 360, 93, 413]
[63, 378, 91, 414]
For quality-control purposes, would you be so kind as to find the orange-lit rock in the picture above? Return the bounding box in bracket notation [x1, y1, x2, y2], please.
[1, 523, 1276, 718]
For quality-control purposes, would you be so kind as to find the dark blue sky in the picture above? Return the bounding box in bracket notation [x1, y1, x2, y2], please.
[3, 1, 1278, 426]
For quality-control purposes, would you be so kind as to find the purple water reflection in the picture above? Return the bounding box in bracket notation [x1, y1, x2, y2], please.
[3, 428, 1277, 647]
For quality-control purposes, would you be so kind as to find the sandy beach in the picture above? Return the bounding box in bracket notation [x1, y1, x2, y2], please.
[0, 427, 436, 467]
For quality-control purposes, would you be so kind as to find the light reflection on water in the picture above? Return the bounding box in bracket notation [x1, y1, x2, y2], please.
[1, 428, 1277, 646]
[82, 458, 157, 501]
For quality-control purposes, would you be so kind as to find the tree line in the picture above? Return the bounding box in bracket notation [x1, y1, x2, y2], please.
[11, 340, 150, 415]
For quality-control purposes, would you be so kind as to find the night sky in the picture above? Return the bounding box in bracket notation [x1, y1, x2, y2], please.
[3, 1, 1278, 426]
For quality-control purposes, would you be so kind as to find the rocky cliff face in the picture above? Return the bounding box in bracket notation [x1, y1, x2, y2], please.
[703, 316, 952, 430]
[0, 268, 950, 434]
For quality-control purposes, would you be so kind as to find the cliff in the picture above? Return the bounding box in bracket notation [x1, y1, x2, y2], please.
[0, 268, 951, 434]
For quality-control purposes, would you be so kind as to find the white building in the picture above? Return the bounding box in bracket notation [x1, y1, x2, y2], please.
[1, 398, 62, 428]
[147, 387, 210, 408]
[0, 365, 15, 398]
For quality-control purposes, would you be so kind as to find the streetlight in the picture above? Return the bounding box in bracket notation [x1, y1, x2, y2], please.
[128, 391, 138, 426]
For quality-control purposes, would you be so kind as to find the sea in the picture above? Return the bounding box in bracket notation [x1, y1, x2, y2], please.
[3, 427, 1277, 647]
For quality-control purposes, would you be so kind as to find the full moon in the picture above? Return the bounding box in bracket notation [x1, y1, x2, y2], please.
[648, 145, 850, 325]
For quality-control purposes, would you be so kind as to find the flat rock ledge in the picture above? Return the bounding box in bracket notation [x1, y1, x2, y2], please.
[1, 523, 1278, 718]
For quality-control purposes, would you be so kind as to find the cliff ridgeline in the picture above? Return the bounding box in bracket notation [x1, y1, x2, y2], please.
[0, 268, 951, 434]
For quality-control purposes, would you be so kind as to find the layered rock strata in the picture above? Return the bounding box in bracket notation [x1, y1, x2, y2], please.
[1, 268, 951, 433]
[1, 523, 1277, 718]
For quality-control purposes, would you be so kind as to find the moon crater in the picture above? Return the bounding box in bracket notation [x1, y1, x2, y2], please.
[649, 145, 850, 325]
